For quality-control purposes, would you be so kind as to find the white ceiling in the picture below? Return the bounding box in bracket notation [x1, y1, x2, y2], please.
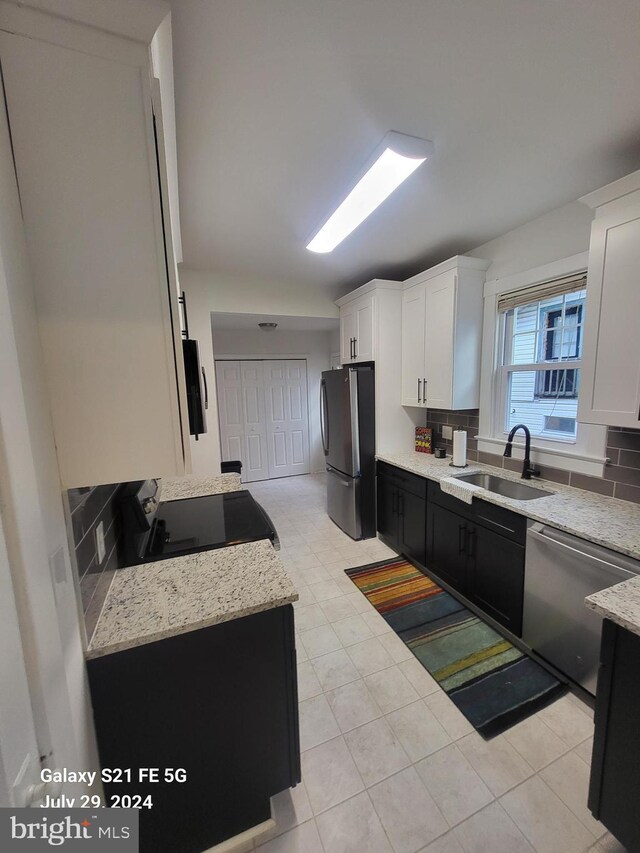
[210, 312, 339, 332]
[171, 0, 640, 295]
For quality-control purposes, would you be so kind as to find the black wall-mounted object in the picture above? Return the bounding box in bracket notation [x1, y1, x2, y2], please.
[182, 338, 207, 440]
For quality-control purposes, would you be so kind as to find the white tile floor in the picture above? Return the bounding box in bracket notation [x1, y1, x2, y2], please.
[242, 473, 625, 853]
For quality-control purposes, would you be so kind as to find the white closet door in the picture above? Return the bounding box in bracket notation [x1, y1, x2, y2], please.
[240, 362, 269, 482]
[264, 360, 310, 478]
[215, 361, 244, 463]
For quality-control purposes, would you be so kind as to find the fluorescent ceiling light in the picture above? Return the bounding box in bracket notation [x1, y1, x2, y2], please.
[306, 131, 434, 253]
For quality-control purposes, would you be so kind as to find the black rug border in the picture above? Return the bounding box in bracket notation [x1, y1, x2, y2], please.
[344, 556, 567, 739]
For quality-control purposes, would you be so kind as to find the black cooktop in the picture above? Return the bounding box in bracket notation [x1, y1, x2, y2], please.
[144, 490, 276, 561]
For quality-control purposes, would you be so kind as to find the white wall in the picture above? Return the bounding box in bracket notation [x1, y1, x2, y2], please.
[212, 328, 335, 474]
[467, 201, 594, 279]
[0, 95, 98, 799]
[180, 266, 339, 475]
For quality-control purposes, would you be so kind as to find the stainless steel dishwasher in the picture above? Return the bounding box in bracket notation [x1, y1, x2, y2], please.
[522, 522, 640, 695]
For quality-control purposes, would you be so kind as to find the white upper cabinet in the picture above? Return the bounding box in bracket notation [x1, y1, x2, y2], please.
[0, 10, 190, 487]
[578, 171, 640, 428]
[401, 257, 489, 409]
[339, 291, 375, 363]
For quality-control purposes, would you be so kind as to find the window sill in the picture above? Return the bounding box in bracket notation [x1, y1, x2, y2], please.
[476, 436, 607, 478]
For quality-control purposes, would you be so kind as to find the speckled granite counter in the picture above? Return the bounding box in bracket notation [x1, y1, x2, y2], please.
[86, 540, 298, 659]
[159, 473, 242, 501]
[378, 451, 640, 561]
[586, 576, 640, 638]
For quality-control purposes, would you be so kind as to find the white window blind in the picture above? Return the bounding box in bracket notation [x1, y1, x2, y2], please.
[497, 273, 587, 313]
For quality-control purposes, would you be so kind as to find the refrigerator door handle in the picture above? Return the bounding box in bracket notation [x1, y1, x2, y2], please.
[320, 380, 329, 454]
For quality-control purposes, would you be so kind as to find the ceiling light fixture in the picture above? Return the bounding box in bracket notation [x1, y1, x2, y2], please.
[258, 322, 278, 330]
[306, 131, 434, 254]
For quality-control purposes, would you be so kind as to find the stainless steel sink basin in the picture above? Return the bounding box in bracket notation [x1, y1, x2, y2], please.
[455, 472, 553, 501]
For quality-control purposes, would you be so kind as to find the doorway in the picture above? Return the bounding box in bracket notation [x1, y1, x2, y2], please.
[215, 359, 311, 482]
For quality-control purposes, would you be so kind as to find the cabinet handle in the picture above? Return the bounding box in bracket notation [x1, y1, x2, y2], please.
[398, 492, 404, 517]
[417, 378, 422, 403]
[392, 490, 398, 514]
[423, 378, 427, 405]
[353, 337, 358, 358]
[458, 524, 467, 554]
[467, 528, 476, 558]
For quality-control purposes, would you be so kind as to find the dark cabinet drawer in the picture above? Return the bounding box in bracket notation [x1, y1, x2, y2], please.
[427, 480, 526, 546]
[377, 461, 428, 500]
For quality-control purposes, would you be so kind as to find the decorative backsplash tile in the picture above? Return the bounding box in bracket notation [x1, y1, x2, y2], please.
[65, 483, 123, 640]
[426, 409, 640, 504]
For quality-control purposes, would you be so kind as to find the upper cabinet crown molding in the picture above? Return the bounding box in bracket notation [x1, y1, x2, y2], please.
[0, 0, 168, 45]
[403, 255, 490, 289]
[335, 278, 403, 307]
[578, 171, 640, 429]
[580, 169, 640, 216]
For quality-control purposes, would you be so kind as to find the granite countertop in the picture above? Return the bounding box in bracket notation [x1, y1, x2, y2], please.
[378, 451, 640, 561]
[86, 540, 298, 659]
[159, 473, 242, 501]
[586, 577, 640, 638]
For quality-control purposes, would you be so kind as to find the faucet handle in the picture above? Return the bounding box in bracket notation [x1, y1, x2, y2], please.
[523, 466, 540, 480]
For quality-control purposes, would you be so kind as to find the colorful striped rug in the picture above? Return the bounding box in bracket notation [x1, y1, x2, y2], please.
[346, 558, 565, 738]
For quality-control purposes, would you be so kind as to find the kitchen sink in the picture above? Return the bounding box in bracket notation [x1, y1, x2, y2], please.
[455, 472, 553, 501]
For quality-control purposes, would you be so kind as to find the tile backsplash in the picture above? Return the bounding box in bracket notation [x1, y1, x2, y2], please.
[426, 409, 640, 505]
[66, 483, 123, 640]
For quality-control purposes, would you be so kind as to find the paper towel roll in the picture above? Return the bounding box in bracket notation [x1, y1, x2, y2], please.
[452, 430, 467, 467]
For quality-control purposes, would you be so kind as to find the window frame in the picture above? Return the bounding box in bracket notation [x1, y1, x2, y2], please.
[478, 253, 608, 477]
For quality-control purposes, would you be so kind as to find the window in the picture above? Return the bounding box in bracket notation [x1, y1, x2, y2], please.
[499, 285, 586, 442]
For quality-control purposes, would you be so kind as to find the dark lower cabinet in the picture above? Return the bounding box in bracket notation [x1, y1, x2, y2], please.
[426, 502, 468, 590]
[377, 464, 427, 565]
[589, 619, 640, 853]
[467, 523, 525, 636]
[426, 482, 525, 637]
[87, 605, 300, 853]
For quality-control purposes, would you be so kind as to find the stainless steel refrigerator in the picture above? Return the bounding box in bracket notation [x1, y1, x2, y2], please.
[320, 365, 375, 540]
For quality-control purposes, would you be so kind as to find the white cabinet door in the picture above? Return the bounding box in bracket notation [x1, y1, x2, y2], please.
[401, 284, 426, 406]
[215, 362, 245, 463]
[264, 360, 310, 477]
[0, 30, 188, 487]
[341, 302, 356, 363]
[353, 293, 375, 362]
[579, 207, 640, 427]
[240, 362, 270, 482]
[424, 271, 456, 409]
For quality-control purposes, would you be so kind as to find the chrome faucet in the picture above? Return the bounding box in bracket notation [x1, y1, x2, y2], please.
[503, 424, 540, 480]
